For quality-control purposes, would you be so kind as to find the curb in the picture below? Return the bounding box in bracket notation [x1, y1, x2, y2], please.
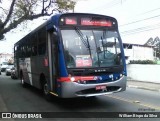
[127, 85, 160, 92]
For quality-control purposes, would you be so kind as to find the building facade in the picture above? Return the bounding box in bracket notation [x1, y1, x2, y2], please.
[123, 43, 154, 63]
[0, 53, 14, 64]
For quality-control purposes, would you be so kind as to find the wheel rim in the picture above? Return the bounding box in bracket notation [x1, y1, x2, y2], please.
[44, 83, 49, 95]
[21, 78, 24, 85]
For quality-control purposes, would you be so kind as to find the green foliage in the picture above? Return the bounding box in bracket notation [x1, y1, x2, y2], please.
[157, 61, 160, 64]
[14, 0, 35, 19]
[145, 36, 160, 59]
[130, 60, 156, 64]
[57, 0, 75, 11]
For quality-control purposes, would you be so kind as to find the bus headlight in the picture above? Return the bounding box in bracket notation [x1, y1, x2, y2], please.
[120, 74, 123, 77]
[70, 77, 75, 82]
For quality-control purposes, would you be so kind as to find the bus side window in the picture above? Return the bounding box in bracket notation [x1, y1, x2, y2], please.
[38, 43, 46, 55]
[32, 45, 37, 56]
[25, 38, 32, 57]
[38, 28, 46, 55]
[19, 45, 23, 58]
[26, 45, 32, 57]
[31, 34, 38, 56]
[20, 39, 28, 58]
[17, 45, 21, 58]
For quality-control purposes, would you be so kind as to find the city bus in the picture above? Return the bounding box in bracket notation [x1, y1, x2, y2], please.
[14, 13, 127, 99]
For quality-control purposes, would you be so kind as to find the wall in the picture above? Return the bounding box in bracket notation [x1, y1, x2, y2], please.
[124, 45, 154, 62]
[127, 64, 160, 83]
[0, 53, 13, 64]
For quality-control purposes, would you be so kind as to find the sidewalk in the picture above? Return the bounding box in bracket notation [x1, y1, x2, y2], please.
[127, 80, 160, 92]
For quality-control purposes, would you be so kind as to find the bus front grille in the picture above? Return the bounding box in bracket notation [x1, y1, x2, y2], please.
[76, 86, 120, 95]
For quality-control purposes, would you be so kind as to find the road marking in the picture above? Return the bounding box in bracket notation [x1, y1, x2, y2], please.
[133, 100, 140, 103]
[50, 92, 58, 96]
[105, 95, 160, 111]
[128, 85, 160, 92]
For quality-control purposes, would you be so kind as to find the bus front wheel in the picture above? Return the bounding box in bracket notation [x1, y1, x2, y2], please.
[41, 79, 52, 101]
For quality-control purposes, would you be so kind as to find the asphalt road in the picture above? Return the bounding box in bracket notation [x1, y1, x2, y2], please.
[0, 73, 160, 121]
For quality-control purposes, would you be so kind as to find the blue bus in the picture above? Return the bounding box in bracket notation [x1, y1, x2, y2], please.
[14, 13, 127, 99]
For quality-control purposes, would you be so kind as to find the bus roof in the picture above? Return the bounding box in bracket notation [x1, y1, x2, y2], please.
[15, 13, 117, 46]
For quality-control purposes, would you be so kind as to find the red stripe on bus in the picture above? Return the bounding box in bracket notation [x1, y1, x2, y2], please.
[58, 76, 96, 82]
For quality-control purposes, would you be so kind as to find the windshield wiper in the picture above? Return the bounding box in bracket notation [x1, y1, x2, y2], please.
[101, 36, 106, 59]
[86, 36, 92, 61]
[100, 30, 108, 59]
[75, 27, 92, 61]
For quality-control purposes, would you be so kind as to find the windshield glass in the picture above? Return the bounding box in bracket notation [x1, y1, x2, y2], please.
[61, 29, 122, 68]
[2, 62, 8, 65]
[6, 65, 14, 69]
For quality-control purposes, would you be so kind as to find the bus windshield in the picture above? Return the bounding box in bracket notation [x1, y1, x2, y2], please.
[61, 29, 122, 68]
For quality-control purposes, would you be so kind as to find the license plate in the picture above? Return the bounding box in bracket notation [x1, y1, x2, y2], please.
[96, 85, 106, 90]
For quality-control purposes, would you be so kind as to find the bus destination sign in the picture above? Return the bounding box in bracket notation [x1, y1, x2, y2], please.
[81, 18, 112, 27]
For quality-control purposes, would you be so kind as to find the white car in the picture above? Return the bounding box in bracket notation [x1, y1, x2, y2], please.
[0, 62, 8, 72]
[5, 65, 14, 76]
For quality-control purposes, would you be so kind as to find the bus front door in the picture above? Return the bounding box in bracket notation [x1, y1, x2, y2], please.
[48, 32, 58, 94]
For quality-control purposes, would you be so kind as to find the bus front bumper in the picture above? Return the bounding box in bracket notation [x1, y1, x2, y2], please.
[60, 76, 127, 98]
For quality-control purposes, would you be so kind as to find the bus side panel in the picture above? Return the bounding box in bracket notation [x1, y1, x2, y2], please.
[31, 56, 41, 89]
[31, 55, 49, 89]
[25, 58, 33, 85]
[19, 58, 32, 85]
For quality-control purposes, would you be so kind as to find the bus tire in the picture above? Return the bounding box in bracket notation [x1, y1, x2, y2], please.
[21, 75, 27, 87]
[11, 75, 14, 79]
[41, 78, 52, 101]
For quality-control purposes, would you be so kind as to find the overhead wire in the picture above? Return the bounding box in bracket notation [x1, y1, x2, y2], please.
[89, 0, 160, 36]
[88, 0, 124, 12]
[82, 0, 160, 36]
[119, 7, 160, 36]
[137, 7, 160, 16]
[116, 4, 160, 35]
[121, 23, 160, 36]
[119, 14, 160, 27]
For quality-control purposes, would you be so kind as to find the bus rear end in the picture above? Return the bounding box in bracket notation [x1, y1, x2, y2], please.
[52, 13, 127, 98]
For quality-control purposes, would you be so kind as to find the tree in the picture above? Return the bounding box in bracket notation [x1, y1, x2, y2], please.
[144, 37, 153, 46]
[154, 37, 160, 59]
[0, 0, 76, 40]
[145, 36, 160, 59]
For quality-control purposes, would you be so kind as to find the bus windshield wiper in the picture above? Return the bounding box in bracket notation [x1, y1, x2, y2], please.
[75, 27, 92, 60]
[101, 36, 106, 59]
[101, 30, 109, 59]
[86, 36, 92, 61]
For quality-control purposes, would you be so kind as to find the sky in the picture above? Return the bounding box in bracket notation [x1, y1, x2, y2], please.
[1, 0, 160, 53]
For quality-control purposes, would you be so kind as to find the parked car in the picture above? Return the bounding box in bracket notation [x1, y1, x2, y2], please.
[0, 65, 1, 75]
[11, 67, 18, 79]
[5, 65, 14, 76]
[0, 62, 8, 72]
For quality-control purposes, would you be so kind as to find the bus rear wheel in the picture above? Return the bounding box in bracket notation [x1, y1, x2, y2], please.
[21, 75, 27, 87]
